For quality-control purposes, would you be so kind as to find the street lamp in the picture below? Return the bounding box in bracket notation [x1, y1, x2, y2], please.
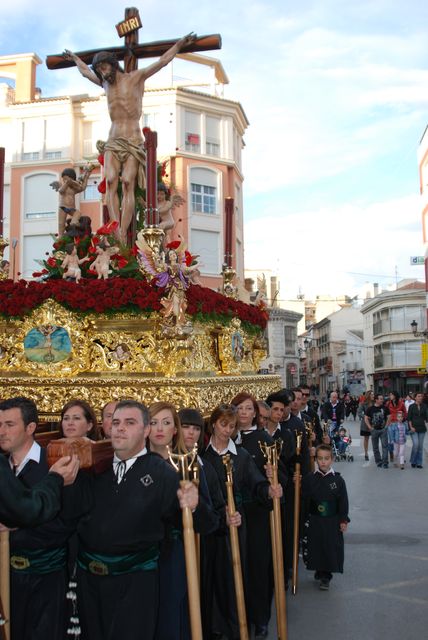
[410, 320, 428, 338]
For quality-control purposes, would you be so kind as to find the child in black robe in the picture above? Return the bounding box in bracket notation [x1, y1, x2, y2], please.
[301, 444, 350, 590]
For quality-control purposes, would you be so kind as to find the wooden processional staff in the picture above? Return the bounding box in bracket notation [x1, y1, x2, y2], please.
[304, 420, 316, 472]
[222, 454, 249, 640]
[292, 432, 303, 596]
[259, 440, 288, 640]
[0, 530, 9, 640]
[167, 446, 203, 640]
[188, 455, 201, 584]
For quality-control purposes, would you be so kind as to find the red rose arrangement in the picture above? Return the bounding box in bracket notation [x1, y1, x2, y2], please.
[0, 279, 268, 330]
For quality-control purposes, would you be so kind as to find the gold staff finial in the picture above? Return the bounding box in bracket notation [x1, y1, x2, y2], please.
[167, 444, 198, 481]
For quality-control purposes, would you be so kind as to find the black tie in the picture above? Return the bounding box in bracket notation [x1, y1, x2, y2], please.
[115, 460, 127, 484]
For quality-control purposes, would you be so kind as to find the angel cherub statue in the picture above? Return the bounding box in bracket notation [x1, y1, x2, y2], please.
[157, 183, 185, 245]
[136, 233, 199, 330]
[91, 244, 120, 279]
[61, 244, 89, 283]
[50, 163, 95, 236]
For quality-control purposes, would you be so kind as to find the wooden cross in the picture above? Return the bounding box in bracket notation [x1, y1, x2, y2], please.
[46, 7, 221, 242]
[46, 7, 221, 71]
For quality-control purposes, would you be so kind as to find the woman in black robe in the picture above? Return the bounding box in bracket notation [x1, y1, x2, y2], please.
[203, 404, 281, 640]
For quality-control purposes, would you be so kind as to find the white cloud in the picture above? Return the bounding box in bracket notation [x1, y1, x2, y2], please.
[244, 194, 425, 299]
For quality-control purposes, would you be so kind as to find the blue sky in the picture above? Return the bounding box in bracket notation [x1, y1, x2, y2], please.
[1, 0, 428, 298]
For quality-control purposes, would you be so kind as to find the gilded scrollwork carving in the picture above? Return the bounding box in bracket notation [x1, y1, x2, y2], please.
[0, 298, 272, 410]
[0, 300, 93, 377]
[0, 375, 281, 417]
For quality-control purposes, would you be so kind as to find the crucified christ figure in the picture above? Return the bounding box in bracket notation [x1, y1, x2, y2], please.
[63, 33, 196, 243]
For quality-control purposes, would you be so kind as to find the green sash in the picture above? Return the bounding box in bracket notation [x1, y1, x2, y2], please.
[77, 546, 159, 576]
[10, 546, 66, 574]
[310, 500, 338, 517]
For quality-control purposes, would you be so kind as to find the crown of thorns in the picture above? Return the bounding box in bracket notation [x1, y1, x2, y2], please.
[92, 51, 119, 70]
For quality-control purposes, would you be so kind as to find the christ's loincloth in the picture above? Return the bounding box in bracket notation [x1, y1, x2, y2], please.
[96, 138, 146, 189]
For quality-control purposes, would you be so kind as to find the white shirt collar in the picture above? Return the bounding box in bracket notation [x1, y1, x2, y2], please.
[207, 437, 237, 456]
[11, 441, 41, 476]
[240, 425, 257, 433]
[265, 423, 281, 436]
[315, 466, 335, 476]
[113, 447, 147, 481]
[234, 425, 257, 444]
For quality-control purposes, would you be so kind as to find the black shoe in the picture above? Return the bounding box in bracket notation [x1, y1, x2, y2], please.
[255, 625, 268, 638]
[314, 571, 320, 580]
[417, 465, 423, 469]
[411, 464, 416, 468]
[383, 463, 388, 469]
[365, 454, 369, 461]
[319, 579, 330, 591]
[377, 462, 383, 467]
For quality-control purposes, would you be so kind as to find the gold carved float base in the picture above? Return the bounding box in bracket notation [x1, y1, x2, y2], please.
[0, 374, 280, 418]
[0, 299, 279, 416]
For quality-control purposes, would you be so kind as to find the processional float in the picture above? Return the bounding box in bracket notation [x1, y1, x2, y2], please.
[0, 8, 282, 639]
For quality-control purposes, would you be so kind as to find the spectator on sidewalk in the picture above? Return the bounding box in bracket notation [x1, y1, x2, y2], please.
[364, 393, 390, 468]
[407, 392, 427, 469]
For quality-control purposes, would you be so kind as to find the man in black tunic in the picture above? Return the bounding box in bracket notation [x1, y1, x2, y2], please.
[276, 389, 310, 579]
[0, 398, 79, 530]
[0, 453, 78, 527]
[76, 400, 200, 640]
[0, 396, 80, 640]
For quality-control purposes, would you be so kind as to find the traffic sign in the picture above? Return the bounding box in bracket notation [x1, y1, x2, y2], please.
[410, 256, 424, 265]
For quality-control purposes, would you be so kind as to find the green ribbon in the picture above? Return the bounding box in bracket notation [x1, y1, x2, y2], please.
[77, 546, 159, 576]
[310, 500, 338, 517]
[10, 546, 67, 574]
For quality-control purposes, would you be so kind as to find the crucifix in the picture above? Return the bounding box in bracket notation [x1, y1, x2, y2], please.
[46, 7, 221, 244]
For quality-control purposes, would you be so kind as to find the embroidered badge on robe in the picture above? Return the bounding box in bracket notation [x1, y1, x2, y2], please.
[140, 474, 154, 486]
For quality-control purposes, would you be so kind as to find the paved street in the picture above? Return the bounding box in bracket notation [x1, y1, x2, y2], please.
[263, 417, 428, 640]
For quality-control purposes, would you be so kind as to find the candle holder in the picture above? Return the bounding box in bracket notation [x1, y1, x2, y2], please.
[140, 226, 164, 255]
[222, 264, 238, 299]
[0, 237, 9, 280]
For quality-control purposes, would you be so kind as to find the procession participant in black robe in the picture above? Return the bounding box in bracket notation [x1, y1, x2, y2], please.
[59, 398, 101, 441]
[203, 404, 280, 640]
[265, 393, 295, 465]
[0, 397, 82, 640]
[264, 392, 295, 582]
[75, 400, 200, 640]
[100, 400, 118, 439]
[276, 388, 310, 580]
[300, 384, 323, 446]
[0, 453, 78, 528]
[283, 388, 311, 476]
[301, 444, 350, 590]
[149, 402, 219, 640]
[0, 398, 78, 530]
[231, 392, 280, 639]
[179, 407, 226, 640]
